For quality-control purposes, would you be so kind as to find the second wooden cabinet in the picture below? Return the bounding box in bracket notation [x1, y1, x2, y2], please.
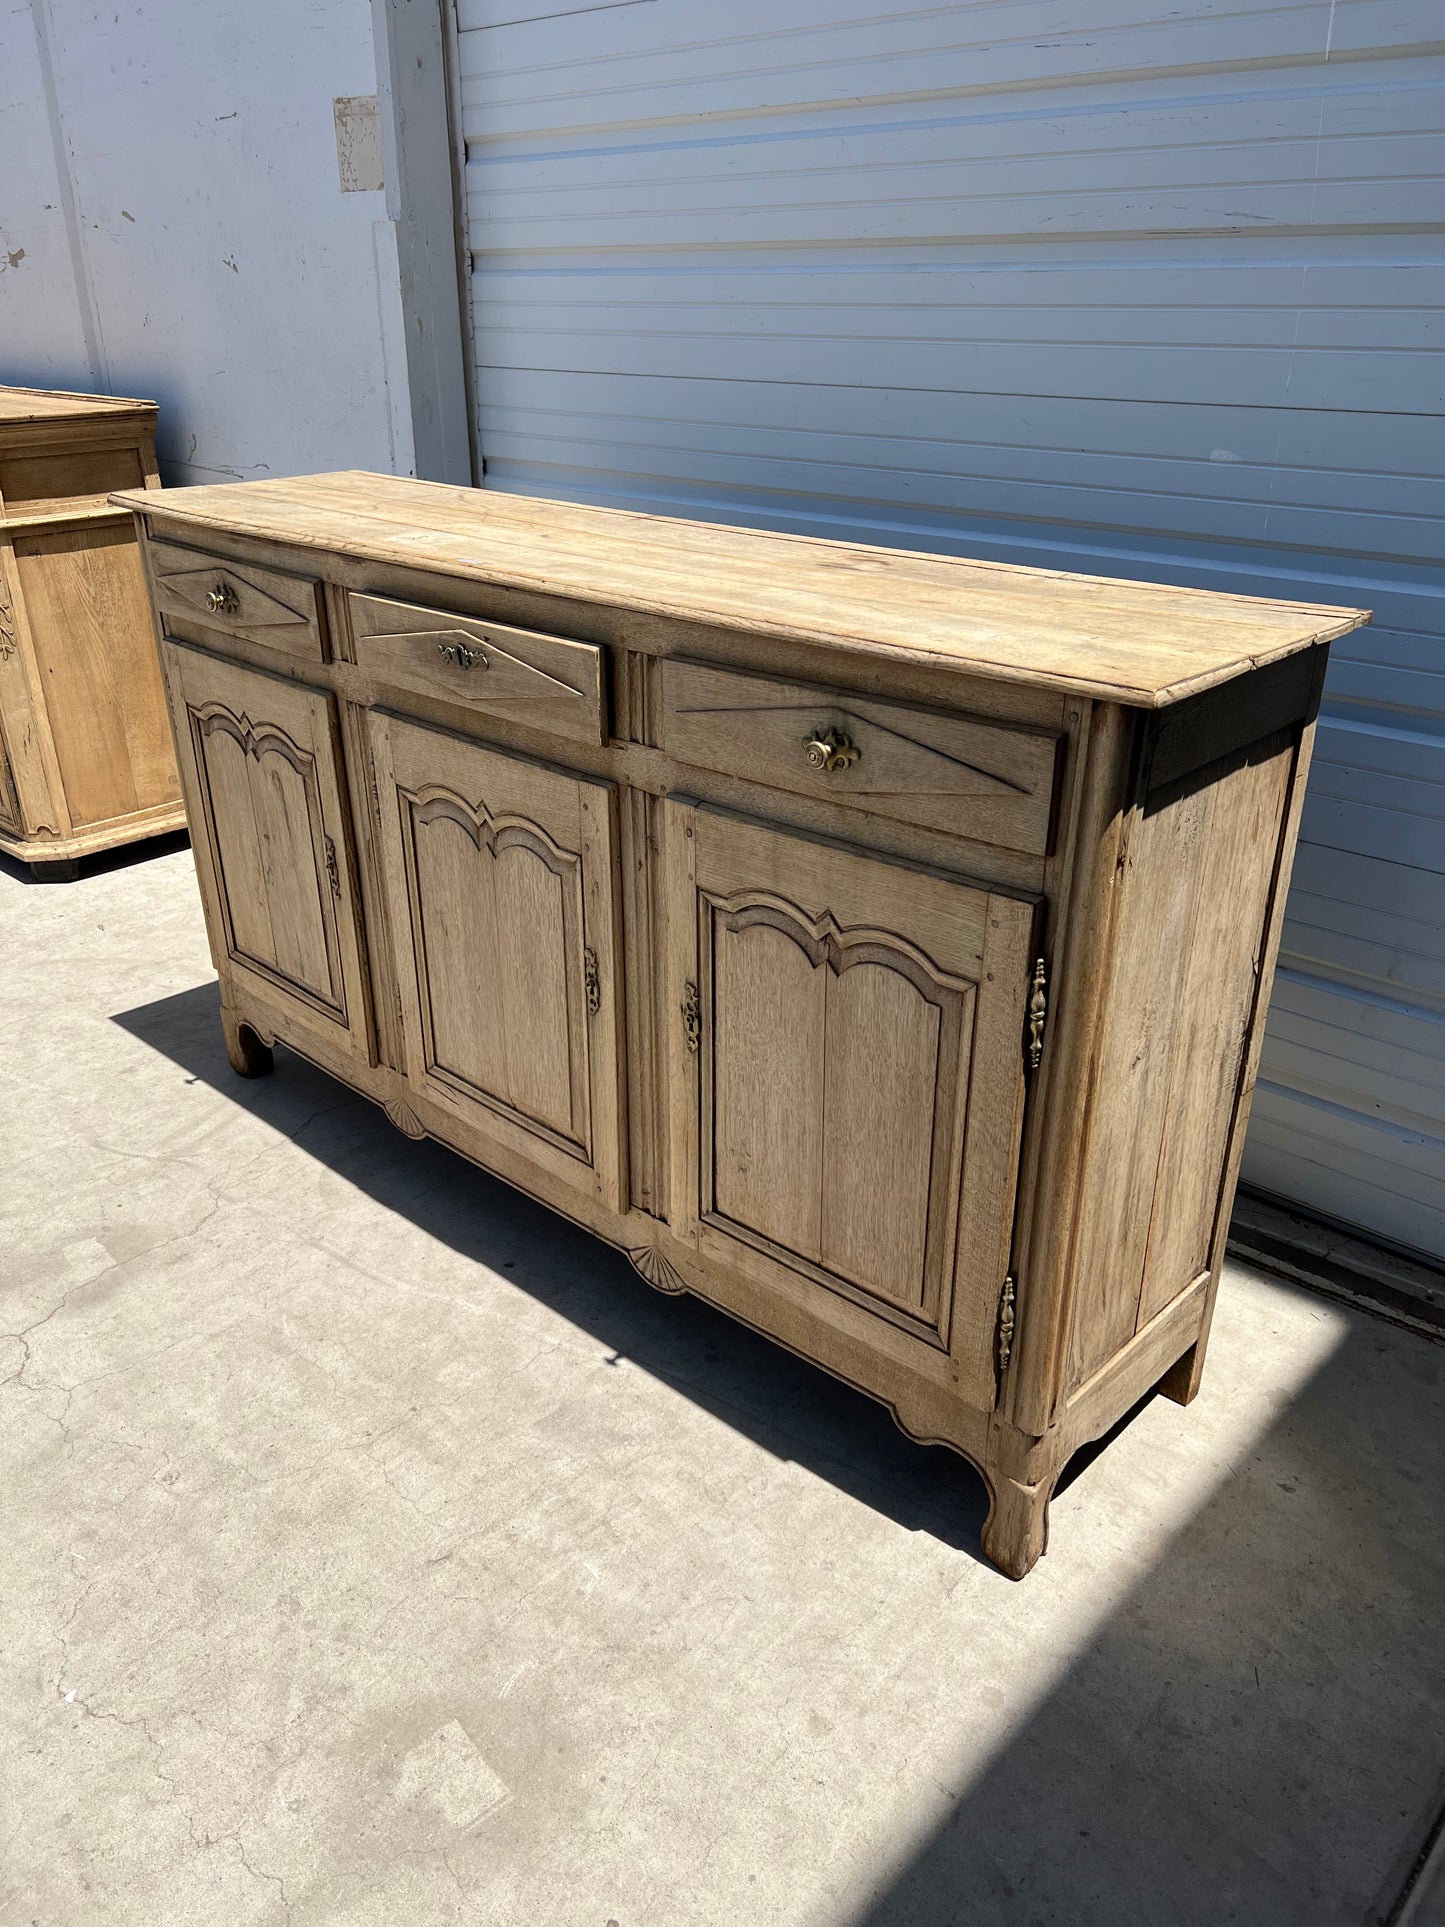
[120, 472, 1367, 1578]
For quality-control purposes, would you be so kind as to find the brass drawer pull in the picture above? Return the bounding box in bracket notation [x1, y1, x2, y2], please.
[438, 639, 488, 672]
[802, 726, 860, 773]
[205, 581, 241, 616]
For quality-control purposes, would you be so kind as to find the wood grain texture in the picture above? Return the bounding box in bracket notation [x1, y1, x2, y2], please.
[14, 525, 177, 828]
[129, 482, 1338, 1578]
[1063, 696, 1321, 1394]
[150, 539, 325, 662]
[0, 385, 156, 426]
[112, 470, 1368, 706]
[660, 657, 1059, 851]
[667, 800, 1033, 1405]
[370, 710, 626, 1212]
[165, 642, 372, 1066]
[0, 446, 145, 518]
[0, 388, 180, 864]
[349, 589, 604, 744]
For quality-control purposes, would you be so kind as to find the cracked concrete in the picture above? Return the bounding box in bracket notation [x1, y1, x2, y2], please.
[2, 838, 1444, 1927]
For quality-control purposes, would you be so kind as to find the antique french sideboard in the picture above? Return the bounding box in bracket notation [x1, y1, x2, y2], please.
[113, 472, 1367, 1577]
[0, 387, 183, 877]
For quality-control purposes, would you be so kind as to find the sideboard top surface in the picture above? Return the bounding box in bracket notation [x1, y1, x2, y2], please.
[113, 470, 1369, 707]
[1, 385, 157, 427]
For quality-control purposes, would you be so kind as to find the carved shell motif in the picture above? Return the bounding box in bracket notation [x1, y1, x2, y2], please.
[626, 1246, 688, 1296]
[384, 1096, 427, 1140]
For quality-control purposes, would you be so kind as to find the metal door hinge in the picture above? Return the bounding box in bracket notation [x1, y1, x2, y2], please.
[583, 946, 601, 1014]
[324, 834, 341, 899]
[681, 981, 701, 1054]
[997, 1274, 1016, 1377]
[1026, 957, 1047, 1072]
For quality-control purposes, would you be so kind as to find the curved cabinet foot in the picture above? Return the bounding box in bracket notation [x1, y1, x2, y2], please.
[981, 1469, 1055, 1580]
[223, 1009, 274, 1079]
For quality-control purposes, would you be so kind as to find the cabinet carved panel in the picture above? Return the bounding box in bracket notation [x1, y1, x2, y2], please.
[165, 643, 370, 1060]
[666, 801, 1037, 1403]
[370, 712, 625, 1211]
[402, 786, 591, 1156]
[705, 890, 973, 1330]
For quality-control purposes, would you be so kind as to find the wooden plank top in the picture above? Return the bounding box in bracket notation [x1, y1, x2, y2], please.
[112, 470, 1369, 707]
[0, 385, 157, 425]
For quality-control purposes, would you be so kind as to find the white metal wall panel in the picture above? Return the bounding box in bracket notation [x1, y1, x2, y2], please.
[457, 0, 1445, 1260]
[0, 0, 409, 483]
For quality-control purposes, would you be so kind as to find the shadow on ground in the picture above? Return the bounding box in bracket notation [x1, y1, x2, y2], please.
[112, 979, 999, 1560]
[113, 979, 1445, 1926]
[850, 1311, 1445, 1927]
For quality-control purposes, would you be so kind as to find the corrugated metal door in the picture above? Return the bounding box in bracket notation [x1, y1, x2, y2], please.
[455, 0, 1445, 1261]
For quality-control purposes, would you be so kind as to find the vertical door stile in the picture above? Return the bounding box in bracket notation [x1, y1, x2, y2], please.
[664, 797, 701, 1244]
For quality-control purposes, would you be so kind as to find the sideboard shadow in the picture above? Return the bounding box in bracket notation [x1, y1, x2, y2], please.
[111, 978, 1118, 1563]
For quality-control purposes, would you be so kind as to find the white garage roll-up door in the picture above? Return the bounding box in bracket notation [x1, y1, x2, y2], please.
[454, 0, 1445, 1262]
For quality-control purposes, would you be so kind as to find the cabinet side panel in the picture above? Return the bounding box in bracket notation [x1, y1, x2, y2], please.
[1136, 738, 1295, 1328]
[1064, 776, 1213, 1385]
[1065, 695, 1312, 1390]
[13, 523, 179, 827]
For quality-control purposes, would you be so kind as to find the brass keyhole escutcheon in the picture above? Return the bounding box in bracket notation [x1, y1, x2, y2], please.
[583, 946, 601, 1015]
[802, 726, 860, 773]
[437, 640, 488, 672]
[205, 582, 241, 616]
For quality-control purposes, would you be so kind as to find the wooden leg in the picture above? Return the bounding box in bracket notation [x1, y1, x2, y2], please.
[1159, 1337, 1207, 1407]
[222, 1005, 274, 1079]
[30, 858, 80, 882]
[981, 1469, 1054, 1580]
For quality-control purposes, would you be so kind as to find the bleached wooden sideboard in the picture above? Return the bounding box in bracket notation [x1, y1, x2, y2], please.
[0, 388, 183, 877]
[114, 472, 1367, 1577]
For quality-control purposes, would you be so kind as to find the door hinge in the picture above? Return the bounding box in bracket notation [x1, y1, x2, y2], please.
[583, 945, 601, 1015]
[1026, 956, 1047, 1072]
[681, 980, 701, 1054]
[324, 834, 341, 899]
[997, 1274, 1016, 1378]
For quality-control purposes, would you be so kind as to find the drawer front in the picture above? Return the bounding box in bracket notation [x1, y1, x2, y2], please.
[660, 659, 1060, 855]
[349, 591, 605, 747]
[149, 540, 325, 661]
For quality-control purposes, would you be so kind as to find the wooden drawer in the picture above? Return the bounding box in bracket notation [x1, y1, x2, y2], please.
[660, 659, 1060, 854]
[149, 539, 325, 661]
[348, 591, 606, 747]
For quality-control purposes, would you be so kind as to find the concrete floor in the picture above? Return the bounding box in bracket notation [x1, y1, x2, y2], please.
[2, 837, 1443, 1927]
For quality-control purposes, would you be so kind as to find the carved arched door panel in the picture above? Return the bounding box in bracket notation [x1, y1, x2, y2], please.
[165, 643, 372, 1064]
[369, 712, 625, 1213]
[665, 802, 1037, 1411]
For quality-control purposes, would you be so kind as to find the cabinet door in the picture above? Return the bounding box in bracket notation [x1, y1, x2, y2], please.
[665, 802, 1037, 1407]
[369, 711, 625, 1212]
[165, 643, 371, 1062]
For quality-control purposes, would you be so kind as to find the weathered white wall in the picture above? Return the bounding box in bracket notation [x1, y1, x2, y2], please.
[0, 0, 414, 483]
